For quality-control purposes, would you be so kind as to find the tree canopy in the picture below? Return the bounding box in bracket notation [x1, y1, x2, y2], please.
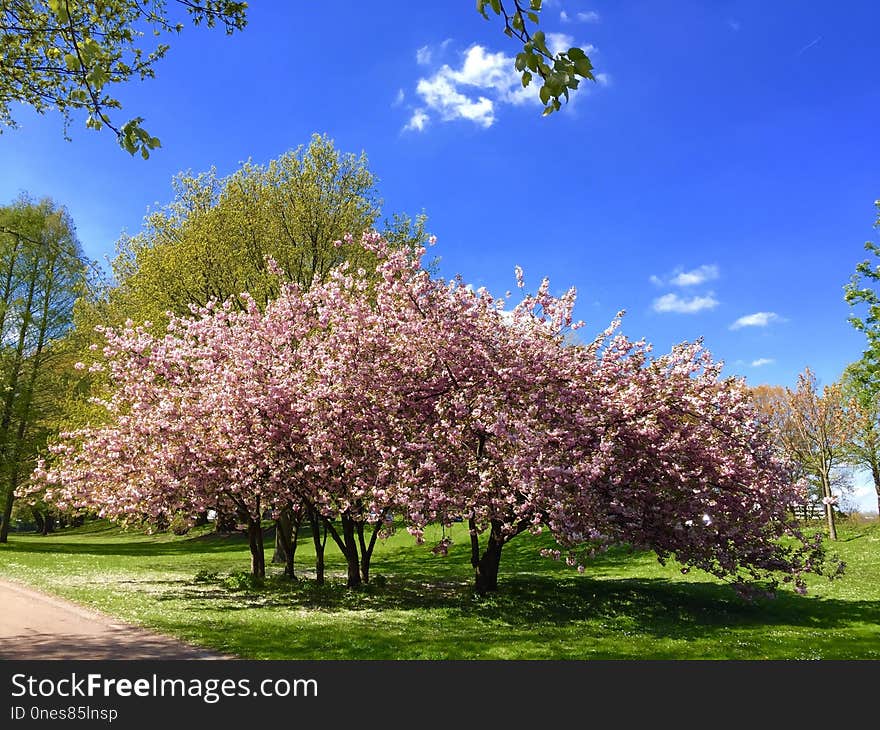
[105, 133, 426, 328]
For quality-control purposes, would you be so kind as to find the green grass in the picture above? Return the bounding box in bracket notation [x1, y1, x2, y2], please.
[1, 518, 878, 659]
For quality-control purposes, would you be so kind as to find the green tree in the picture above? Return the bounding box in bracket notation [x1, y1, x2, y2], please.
[839, 358, 880, 516]
[106, 133, 426, 327]
[0, 196, 90, 542]
[1, 2, 595, 157]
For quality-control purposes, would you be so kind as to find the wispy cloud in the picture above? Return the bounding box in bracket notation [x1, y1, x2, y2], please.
[562, 10, 601, 23]
[728, 19, 741, 32]
[392, 88, 405, 107]
[653, 292, 719, 314]
[729, 312, 784, 330]
[651, 264, 719, 287]
[403, 37, 601, 132]
[403, 109, 430, 132]
[796, 36, 822, 56]
[751, 358, 775, 367]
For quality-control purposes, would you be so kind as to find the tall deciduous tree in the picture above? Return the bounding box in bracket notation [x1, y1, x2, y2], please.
[0, 196, 89, 542]
[105, 133, 424, 329]
[753, 371, 850, 540]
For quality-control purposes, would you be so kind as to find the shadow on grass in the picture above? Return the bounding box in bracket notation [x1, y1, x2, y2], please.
[1, 531, 254, 556]
[165, 569, 880, 638]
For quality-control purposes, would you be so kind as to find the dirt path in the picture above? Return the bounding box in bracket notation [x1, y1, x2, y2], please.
[0, 578, 228, 660]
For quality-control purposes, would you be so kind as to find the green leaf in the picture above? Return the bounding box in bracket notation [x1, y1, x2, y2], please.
[514, 53, 527, 72]
[489, 0, 501, 15]
[539, 85, 552, 104]
[47, 0, 69, 23]
[533, 30, 548, 54]
[568, 47, 587, 61]
[573, 58, 593, 77]
[521, 71, 532, 88]
[527, 11, 539, 24]
[87, 66, 110, 89]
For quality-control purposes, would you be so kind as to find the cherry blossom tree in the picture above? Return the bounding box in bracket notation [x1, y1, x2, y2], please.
[36, 233, 837, 594]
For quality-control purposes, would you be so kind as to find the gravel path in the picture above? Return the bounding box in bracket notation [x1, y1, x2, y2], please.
[0, 578, 227, 660]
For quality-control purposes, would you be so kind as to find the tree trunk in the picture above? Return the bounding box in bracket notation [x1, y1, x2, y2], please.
[272, 513, 290, 564]
[214, 507, 238, 533]
[309, 508, 325, 585]
[469, 517, 506, 594]
[320, 512, 363, 588]
[193, 511, 209, 527]
[0, 481, 15, 543]
[821, 473, 837, 541]
[355, 516, 384, 584]
[871, 462, 880, 519]
[341, 514, 361, 588]
[42, 513, 54, 536]
[247, 517, 265, 579]
[0, 255, 39, 545]
[32, 509, 44, 535]
[475, 532, 504, 594]
[271, 510, 301, 579]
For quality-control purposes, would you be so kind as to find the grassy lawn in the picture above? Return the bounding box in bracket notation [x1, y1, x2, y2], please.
[1, 518, 878, 659]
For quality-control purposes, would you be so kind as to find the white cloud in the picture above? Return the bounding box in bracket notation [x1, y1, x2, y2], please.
[594, 72, 611, 86]
[751, 358, 775, 367]
[392, 88, 405, 107]
[403, 109, 430, 133]
[729, 312, 784, 330]
[652, 293, 719, 314]
[560, 10, 570, 23]
[671, 265, 719, 287]
[415, 74, 496, 127]
[651, 264, 719, 287]
[405, 45, 531, 130]
[546, 32, 576, 56]
[404, 39, 604, 131]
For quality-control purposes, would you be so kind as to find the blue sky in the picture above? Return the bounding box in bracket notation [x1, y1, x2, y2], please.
[2, 2, 878, 508]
